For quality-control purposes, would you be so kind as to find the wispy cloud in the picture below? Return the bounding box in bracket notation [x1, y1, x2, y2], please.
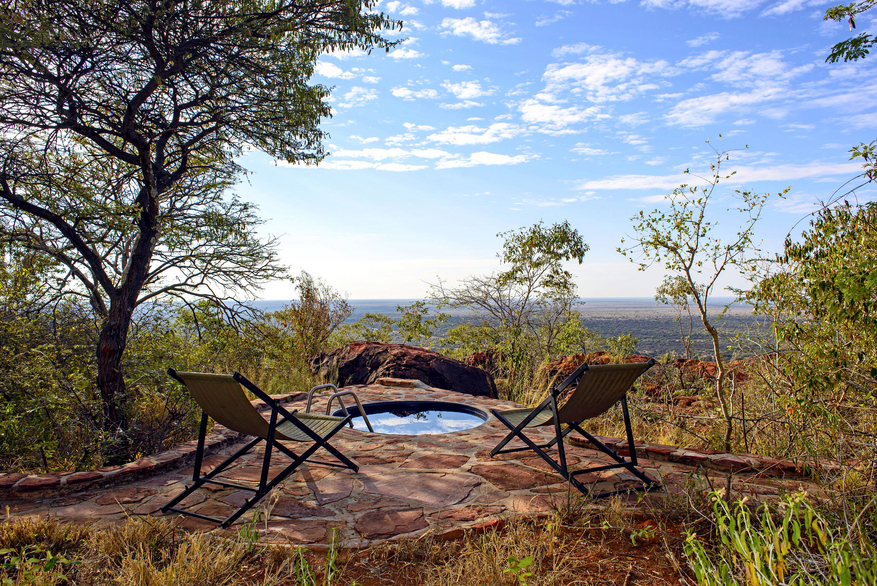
[315, 62, 356, 79]
[389, 47, 424, 59]
[442, 80, 494, 99]
[687, 32, 720, 47]
[427, 122, 525, 145]
[576, 161, 864, 190]
[640, 0, 766, 18]
[435, 151, 535, 168]
[440, 17, 521, 44]
[391, 86, 439, 100]
[336, 87, 379, 108]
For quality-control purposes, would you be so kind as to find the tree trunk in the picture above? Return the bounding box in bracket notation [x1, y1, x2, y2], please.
[704, 320, 732, 452]
[96, 298, 132, 433]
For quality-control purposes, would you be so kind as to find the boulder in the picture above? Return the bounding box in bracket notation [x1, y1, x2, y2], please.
[309, 342, 498, 399]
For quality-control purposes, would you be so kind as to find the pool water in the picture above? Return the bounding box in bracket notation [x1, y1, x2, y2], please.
[332, 400, 488, 435]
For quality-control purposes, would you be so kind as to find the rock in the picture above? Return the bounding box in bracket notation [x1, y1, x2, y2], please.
[309, 342, 497, 398]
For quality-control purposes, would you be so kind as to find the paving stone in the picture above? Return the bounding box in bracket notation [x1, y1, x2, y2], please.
[519, 455, 580, 474]
[224, 466, 289, 482]
[431, 505, 503, 522]
[355, 508, 428, 539]
[292, 466, 333, 483]
[309, 477, 354, 504]
[51, 493, 96, 506]
[270, 497, 335, 518]
[470, 463, 554, 492]
[133, 497, 166, 515]
[16, 475, 61, 490]
[510, 494, 554, 513]
[400, 454, 471, 470]
[346, 497, 410, 512]
[53, 502, 124, 517]
[473, 489, 510, 504]
[360, 471, 480, 507]
[95, 487, 157, 506]
[0, 473, 26, 488]
[64, 471, 103, 486]
[356, 451, 413, 466]
[267, 519, 330, 543]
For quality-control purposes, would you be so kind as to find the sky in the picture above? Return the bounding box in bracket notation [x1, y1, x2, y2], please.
[235, 0, 877, 300]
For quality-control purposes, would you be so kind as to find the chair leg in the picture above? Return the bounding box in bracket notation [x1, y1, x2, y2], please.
[491, 410, 567, 478]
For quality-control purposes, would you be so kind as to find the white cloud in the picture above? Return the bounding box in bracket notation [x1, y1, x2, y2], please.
[337, 87, 378, 108]
[385, 1, 419, 15]
[572, 144, 610, 155]
[551, 42, 594, 58]
[427, 122, 524, 145]
[440, 100, 484, 109]
[362, 76, 381, 84]
[542, 52, 675, 103]
[518, 99, 606, 129]
[536, 11, 572, 26]
[435, 151, 534, 169]
[403, 122, 436, 131]
[440, 17, 521, 45]
[350, 135, 380, 143]
[324, 48, 368, 60]
[640, 0, 766, 18]
[391, 86, 439, 100]
[452, 64, 473, 71]
[575, 161, 864, 190]
[376, 163, 429, 171]
[848, 111, 877, 128]
[389, 47, 423, 59]
[619, 112, 650, 126]
[435, 0, 477, 7]
[761, 0, 823, 16]
[442, 80, 493, 99]
[315, 62, 355, 79]
[665, 88, 785, 126]
[687, 32, 720, 47]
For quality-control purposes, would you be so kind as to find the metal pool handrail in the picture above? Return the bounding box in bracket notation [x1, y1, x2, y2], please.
[305, 384, 375, 433]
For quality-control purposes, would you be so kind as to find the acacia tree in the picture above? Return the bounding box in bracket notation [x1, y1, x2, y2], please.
[432, 220, 588, 379]
[619, 143, 780, 451]
[0, 0, 397, 444]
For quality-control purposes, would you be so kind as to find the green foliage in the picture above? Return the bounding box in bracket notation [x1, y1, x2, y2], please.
[684, 490, 877, 585]
[330, 313, 396, 347]
[396, 300, 448, 348]
[746, 201, 877, 456]
[824, 0, 877, 62]
[0, 545, 77, 586]
[619, 140, 780, 451]
[432, 220, 588, 394]
[267, 272, 353, 365]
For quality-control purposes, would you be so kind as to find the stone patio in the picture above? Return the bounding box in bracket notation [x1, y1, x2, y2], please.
[1, 379, 822, 548]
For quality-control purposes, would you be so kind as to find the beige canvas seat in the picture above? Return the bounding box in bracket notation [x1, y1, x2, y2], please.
[491, 360, 659, 498]
[161, 369, 357, 528]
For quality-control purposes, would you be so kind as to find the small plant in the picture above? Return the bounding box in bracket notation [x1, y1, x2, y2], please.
[239, 510, 261, 551]
[684, 490, 877, 585]
[503, 554, 534, 585]
[0, 545, 77, 585]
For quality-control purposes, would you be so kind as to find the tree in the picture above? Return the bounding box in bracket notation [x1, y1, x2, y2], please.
[0, 0, 396, 449]
[432, 220, 588, 382]
[748, 202, 877, 429]
[269, 271, 352, 365]
[824, 0, 877, 183]
[655, 275, 702, 360]
[396, 300, 448, 348]
[619, 142, 780, 451]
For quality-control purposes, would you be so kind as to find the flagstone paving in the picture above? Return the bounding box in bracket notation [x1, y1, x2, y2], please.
[1, 378, 823, 548]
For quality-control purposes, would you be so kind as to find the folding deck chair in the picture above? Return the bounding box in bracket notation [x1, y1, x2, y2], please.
[162, 369, 358, 528]
[491, 360, 658, 498]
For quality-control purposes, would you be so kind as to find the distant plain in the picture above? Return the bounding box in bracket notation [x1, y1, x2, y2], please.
[255, 298, 768, 359]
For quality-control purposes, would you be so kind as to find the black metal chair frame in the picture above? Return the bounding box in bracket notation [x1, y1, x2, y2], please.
[490, 360, 658, 499]
[161, 369, 358, 528]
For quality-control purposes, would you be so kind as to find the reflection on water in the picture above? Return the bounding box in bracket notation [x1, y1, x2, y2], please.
[350, 409, 483, 435]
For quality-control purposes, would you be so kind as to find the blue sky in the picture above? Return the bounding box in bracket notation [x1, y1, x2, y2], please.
[236, 0, 877, 300]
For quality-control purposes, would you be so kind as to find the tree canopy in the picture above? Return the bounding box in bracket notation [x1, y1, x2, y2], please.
[0, 0, 398, 454]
